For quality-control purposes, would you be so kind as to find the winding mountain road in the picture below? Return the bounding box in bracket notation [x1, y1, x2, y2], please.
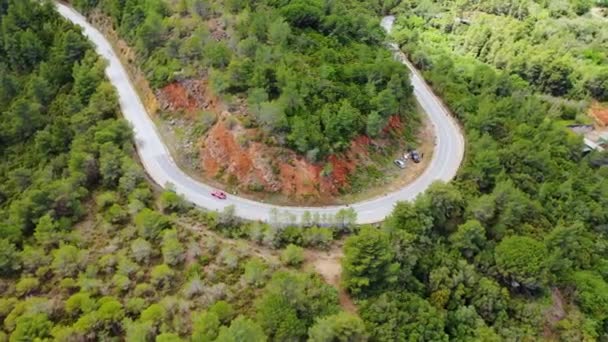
[56, 5, 465, 224]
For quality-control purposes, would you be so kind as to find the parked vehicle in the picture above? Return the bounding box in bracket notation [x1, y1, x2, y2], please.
[394, 159, 406, 169]
[211, 190, 227, 199]
[410, 150, 421, 163]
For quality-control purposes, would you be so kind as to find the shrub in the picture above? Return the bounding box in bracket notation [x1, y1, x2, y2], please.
[281, 244, 305, 267]
[65, 292, 97, 316]
[134, 208, 172, 241]
[209, 300, 235, 325]
[140, 303, 166, 327]
[125, 297, 147, 316]
[51, 244, 83, 277]
[158, 191, 187, 214]
[161, 230, 185, 266]
[151, 264, 175, 290]
[302, 227, 333, 250]
[131, 238, 153, 264]
[95, 191, 119, 209]
[242, 258, 269, 287]
[15, 277, 40, 297]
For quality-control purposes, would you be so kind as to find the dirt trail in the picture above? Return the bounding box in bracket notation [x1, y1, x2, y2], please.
[543, 288, 567, 339]
[303, 243, 357, 313]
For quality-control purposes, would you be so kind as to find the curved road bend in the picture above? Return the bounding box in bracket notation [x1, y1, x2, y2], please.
[55, 6, 465, 224]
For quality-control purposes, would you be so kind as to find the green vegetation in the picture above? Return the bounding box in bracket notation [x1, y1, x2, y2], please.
[0, 1, 357, 340]
[73, 0, 415, 159]
[3, 0, 608, 341]
[338, 1, 608, 340]
[393, 0, 608, 101]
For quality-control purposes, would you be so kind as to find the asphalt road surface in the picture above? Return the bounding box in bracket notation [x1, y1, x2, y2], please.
[56, 6, 465, 224]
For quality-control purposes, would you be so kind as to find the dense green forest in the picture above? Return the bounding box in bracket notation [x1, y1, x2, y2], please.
[73, 0, 414, 159]
[338, 0, 608, 341]
[2, 0, 608, 341]
[0, 1, 358, 341]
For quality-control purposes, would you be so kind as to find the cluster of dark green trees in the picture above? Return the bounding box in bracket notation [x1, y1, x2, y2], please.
[339, 0, 608, 340]
[395, 0, 608, 100]
[73, 0, 414, 159]
[0, 0, 136, 249]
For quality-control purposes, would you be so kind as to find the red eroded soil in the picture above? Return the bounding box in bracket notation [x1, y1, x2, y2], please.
[198, 116, 397, 201]
[159, 79, 407, 202]
[590, 101, 608, 126]
[157, 80, 220, 117]
[159, 83, 199, 113]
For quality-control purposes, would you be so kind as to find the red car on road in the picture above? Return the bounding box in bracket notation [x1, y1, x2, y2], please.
[211, 190, 227, 200]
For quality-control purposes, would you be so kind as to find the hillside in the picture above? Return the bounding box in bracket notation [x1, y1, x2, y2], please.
[70, 0, 428, 203]
[2, 0, 608, 341]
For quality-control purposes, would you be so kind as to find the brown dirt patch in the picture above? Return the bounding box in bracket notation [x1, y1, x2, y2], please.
[209, 18, 228, 41]
[543, 288, 567, 339]
[303, 244, 357, 313]
[590, 101, 608, 127]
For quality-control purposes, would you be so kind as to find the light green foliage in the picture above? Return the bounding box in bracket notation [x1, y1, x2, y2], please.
[125, 297, 148, 316]
[307, 312, 368, 342]
[0, 298, 18, 321]
[150, 264, 175, 290]
[96, 297, 125, 326]
[192, 311, 221, 341]
[158, 191, 187, 214]
[572, 271, 608, 322]
[65, 292, 97, 315]
[333, 208, 358, 234]
[51, 244, 82, 277]
[280, 244, 305, 267]
[97, 192, 120, 212]
[10, 313, 52, 342]
[365, 111, 385, 138]
[124, 320, 153, 342]
[33, 214, 63, 246]
[135, 208, 172, 241]
[161, 229, 185, 266]
[216, 316, 267, 342]
[302, 227, 333, 250]
[255, 271, 339, 340]
[140, 303, 166, 327]
[209, 300, 235, 325]
[15, 277, 39, 297]
[495, 236, 548, 290]
[243, 258, 270, 287]
[155, 332, 184, 342]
